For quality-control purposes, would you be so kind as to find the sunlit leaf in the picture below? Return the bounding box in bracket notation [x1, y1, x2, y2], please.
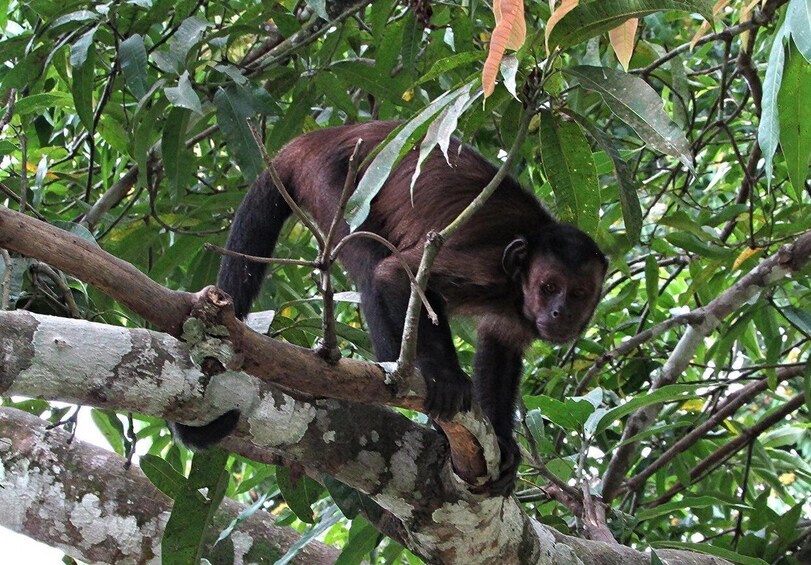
[565, 65, 694, 172]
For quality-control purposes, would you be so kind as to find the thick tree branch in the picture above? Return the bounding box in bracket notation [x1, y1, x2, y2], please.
[0, 407, 339, 564]
[601, 230, 811, 501]
[0, 310, 732, 564]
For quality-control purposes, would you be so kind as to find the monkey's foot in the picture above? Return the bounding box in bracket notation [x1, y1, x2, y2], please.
[488, 436, 520, 496]
[422, 368, 472, 421]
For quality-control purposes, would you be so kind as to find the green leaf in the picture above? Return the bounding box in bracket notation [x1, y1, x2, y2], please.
[13, 92, 74, 114]
[524, 394, 596, 430]
[276, 466, 316, 524]
[165, 71, 202, 114]
[777, 44, 811, 201]
[538, 109, 600, 234]
[596, 384, 705, 435]
[759, 29, 787, 186]
[565, 66, 694, 172]
[163, 447, 230, 565]
[548, 0, 713, 52]
[568, 110, 641, 241]
[324, 476, 386, 522]
[787, 0, 811, 62]
[213, 85, 264, 182]
[169, 16, 212, 72]
[275, 506, 342, 565]
[140, 453, 188, 499]
[782, 306, 811, 335]
[665, 232, 729, 259]
[346, 82, 476, 230]
[416, 51, 486, 85]
[119, 34, 149, 100]
[90, 409, 125, 455]
[305, 0, 329, 20]
[161, 107, 194, 202]
[70, 40, 95, 130]
[69, 26, 96, 68]
[650, 541, 769, 565]
[645, 255, 659, 308]
[637, 495, 752, 521]
[332, 60, 409, 106]
[336, 517, 381, 565]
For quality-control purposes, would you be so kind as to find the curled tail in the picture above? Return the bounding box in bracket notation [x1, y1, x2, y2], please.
[173, 166, 293, 449]
[218, 168, 294, 319]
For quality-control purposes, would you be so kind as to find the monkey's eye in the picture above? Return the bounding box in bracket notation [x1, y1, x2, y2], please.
[542, 282, 558, 295]
[571, 289, 588, 299]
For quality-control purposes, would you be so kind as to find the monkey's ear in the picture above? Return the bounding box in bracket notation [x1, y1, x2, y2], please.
[502, 237, 529, 280]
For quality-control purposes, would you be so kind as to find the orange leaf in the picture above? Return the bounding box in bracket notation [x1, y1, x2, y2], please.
[733, 247, 762, 270]
[545, 0, 579, 54]
[690, 0, 731, 49]
[483, 0, 526, 98]
[609, 18, 638, 70]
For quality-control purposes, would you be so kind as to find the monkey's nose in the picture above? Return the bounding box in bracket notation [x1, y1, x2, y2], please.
[551, 310, 560, 318]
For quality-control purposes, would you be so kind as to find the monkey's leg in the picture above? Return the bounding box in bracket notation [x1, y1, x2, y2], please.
[362, 256, 472, 420]
[473, 326, 524, 495]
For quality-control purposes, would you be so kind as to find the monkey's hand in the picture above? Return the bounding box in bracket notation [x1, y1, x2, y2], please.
[421, 365, 472, 421]
[488, 436, 520, 496]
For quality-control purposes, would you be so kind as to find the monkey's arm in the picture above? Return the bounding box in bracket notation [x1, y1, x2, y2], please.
[473, 326, 525, 495]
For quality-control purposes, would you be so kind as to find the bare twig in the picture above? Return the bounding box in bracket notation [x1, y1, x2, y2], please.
[397, 107, 534, 369]
[204, 243, 318, 268]
[0, 248, 12, 310]
[246, 118, 326, 249]
[31, 262, 82, 318]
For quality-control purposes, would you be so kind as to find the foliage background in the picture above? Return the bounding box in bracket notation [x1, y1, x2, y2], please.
[0, 0, 809, 563]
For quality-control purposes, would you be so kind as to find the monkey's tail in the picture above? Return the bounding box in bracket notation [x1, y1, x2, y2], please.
[217, 167, 294, 319]
[172, 166, 294, 450]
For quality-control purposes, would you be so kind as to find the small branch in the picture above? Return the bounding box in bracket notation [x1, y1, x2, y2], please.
[246, 119, 326, 250]
[0, 88, 15, 133]
[80, 166, 139, 228]
[601, 230, 811, 502]
[318, 139, 364, 362]
[645, 393, 806, 507]
[573, 312, 704, 396]
[30, 262, 82, 318]
[0, 248, 12, 310]
[332, 230, 436, 322]
[625, 363, 806, 492]
[397, 107, 534, 369]
[204, 243, 318, 268]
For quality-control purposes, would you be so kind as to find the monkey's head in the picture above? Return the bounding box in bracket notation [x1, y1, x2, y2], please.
[503, 225, 607, 344]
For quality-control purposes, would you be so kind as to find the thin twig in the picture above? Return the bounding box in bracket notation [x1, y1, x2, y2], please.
[331, 231, 436, 322]
[203, 243, 318, 268]
[245, 118, 326, 250]
[397, 107, 534, 369]
[31, 262, 82, 318]
[0, 249, 12, 310]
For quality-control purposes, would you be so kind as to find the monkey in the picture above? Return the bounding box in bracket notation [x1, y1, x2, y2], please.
[173, 121, 607, 494]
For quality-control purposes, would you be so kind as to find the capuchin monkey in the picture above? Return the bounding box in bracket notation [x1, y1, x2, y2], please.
[173, 121, 607, 495]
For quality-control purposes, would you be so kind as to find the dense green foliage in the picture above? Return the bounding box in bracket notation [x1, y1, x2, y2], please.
[0, 0, 809, 563]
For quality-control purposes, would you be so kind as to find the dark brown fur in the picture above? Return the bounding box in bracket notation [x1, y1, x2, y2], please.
[173, 121, 607, 495]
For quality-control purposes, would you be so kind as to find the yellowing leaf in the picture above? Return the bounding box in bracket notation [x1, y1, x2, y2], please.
[680, 398, 705, 412]
[778, 472, 796, 485]
[739, 0, 760, 46]
[733, 246, 762, 270]
[401, 88, 414, 102]
[690, 0, 731, 49]
[545, 0, 579, 53]
[609, 18, 638, 70]
[483, 0, 527, 97]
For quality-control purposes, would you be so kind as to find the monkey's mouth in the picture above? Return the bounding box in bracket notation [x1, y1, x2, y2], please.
[536, 322, 578, 344]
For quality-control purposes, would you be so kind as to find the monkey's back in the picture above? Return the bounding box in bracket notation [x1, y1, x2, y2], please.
[276, 121, 553, 255]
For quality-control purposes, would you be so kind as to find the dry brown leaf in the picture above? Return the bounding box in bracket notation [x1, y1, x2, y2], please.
[483, 0, 527, 97]
[689, 0, 731, 49]
[609, 18, 639, 70]
[545, 0, 579, 54]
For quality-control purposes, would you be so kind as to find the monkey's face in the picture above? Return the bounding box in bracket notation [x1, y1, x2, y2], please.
[522, 255, 605, 344]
